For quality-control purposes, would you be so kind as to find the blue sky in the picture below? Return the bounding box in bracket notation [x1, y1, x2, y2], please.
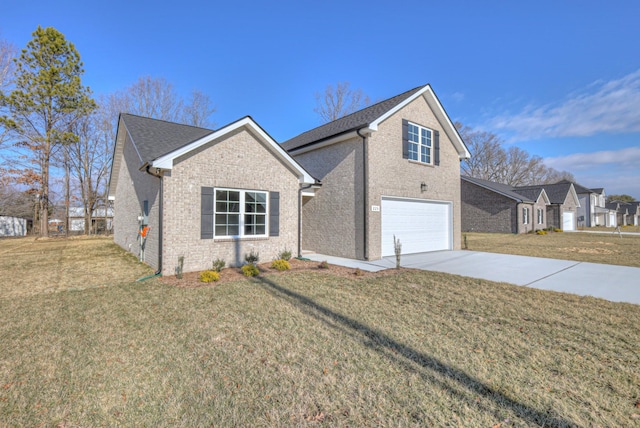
[3, 0, 639, 198]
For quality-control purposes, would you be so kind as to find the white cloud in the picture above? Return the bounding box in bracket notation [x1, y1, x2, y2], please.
[489, 69, 640, 141]
[544, 146, 640, 171]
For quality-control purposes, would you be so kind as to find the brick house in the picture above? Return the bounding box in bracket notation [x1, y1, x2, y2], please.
[512, 182, 580, 231]
[109, 84, 470, 274]
[108, 115, 316, 275]
[282, 84, 470, 260]
[461, 176, 551, 234]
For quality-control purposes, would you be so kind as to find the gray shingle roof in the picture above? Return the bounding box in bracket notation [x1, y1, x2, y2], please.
[461, 176, 536, 203]
[515, 182, 573, 204]
[281, 85, 425, 151]
[122, 113, 214, 163]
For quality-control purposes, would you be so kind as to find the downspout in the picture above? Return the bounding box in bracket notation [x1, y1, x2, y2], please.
[146, 166, 163, 276]
[357, 128, 369, 260]
[297, 183, 314, 258]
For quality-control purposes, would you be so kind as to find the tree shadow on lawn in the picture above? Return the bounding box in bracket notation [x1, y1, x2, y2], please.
[255, 275, 575, 427]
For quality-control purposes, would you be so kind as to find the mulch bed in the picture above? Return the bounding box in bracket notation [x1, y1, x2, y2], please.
[160, 258, 405, 288]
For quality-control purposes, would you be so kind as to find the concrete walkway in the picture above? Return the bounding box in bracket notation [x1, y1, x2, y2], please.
[303, 251, 640, 305]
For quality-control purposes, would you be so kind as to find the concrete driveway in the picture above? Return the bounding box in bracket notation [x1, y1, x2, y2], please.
[305, 251, 640, 305]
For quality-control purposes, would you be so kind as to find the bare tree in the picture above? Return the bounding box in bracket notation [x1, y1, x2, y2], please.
[182, 89, 216, 128]
[457, 122, 574, 186]
[0, 37, 16, 149]
[115, 76, 216, 127]
[314, 81, 371, 123]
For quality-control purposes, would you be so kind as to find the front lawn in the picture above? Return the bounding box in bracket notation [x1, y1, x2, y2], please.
[0, 238, 638, 426]
[464, 231, 640, 267]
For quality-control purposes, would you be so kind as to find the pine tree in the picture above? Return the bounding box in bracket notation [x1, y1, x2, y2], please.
[0, 26, 96, 236]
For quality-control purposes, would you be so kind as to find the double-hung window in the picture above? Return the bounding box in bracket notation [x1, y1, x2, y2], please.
[214, 189, 267, 238]
[537, 208, 544, 225]
[407, 122, 433, 165]
[523, 207, 529, 225]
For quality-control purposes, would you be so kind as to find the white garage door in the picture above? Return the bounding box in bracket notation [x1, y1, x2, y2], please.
[562, 211, 575, 231]
[381, 197, 452, 257]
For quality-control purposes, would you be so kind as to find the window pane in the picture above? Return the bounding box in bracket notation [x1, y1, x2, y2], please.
[421, 128, 432, 147]
[229, 191, 240, 202]
[256, 224, 265, 235]
[228, 225, 239, 235]
[409, 142, 418, 161]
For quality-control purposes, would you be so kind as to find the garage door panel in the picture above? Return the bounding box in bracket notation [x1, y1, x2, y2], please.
[562, 211, 575, 231]
[381, 198, 451, 257]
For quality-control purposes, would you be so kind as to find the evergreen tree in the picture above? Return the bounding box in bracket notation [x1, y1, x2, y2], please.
[0, 26, 95, 236]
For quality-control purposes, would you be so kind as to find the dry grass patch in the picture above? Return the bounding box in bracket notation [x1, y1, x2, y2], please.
[1, 238, 639, 426]
[0, 236, 153, 298]
[464, 231, 640, 267]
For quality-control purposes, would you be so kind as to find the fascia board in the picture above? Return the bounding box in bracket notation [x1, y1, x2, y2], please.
[287, 129, 361, 155]
[152, 117, 315, 184]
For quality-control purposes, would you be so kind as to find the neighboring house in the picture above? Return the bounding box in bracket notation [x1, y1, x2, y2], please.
[461, 176, 550, 234]
[591, 188, 617, 227]
[624, 202, 640, 226]
[560, 180, 617, 228]
[513, 182, 580, 231]
[282, 84, 470, 259]
[68, 207, 114, 232]
[0, 216, 29, 237]
[108, 114, 316, 275]
[607, 201, 640, 226]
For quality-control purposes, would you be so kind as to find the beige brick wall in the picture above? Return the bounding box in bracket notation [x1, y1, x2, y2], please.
[294, 94, 464, 260]
[112, 133, 161, 269]
[161, 127, 300, 275]
[367, 95, 463, 259]
[296, 138, 364, 259]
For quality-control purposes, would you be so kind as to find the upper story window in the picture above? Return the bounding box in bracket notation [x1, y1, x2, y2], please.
[407, 122, 433, 164]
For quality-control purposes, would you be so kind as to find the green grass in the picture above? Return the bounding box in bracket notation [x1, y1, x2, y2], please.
[1, 238, 639, 426]
[464, 231, 640, 267]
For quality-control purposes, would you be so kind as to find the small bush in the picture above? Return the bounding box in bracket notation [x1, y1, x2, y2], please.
[241, 264, 260, 277]
[245, 249, 259, 265]
[176, 256, 184, 279]
[555, 228, 563, 233]
[393, 235, 402, 269]
[199, 270, 220, 283]
[536, 229, 547, 235]
[271, 259, 291, 271]
[277, 249, 292, 261]
[354, 268, 364, 277]
[318, 260, 329, 269]
[211, 258, 226, 273]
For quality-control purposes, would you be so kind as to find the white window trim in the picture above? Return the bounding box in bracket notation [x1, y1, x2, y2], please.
[214, 188, 268, 239]
[523, 207, 529, 225]
[537, 208, 544, 225]
[407, 121, 433, 165]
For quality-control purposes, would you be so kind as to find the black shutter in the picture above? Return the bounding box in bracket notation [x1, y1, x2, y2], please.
[269, 191, 280, 237]
[201, 187, 214, 239]
[402, 119, 409, 159]
[434, 130, 440, 166]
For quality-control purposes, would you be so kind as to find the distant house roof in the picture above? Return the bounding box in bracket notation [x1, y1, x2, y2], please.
[282, 84, 470, 159]
[462, 176, 539, 203]
[515, 181, 577, 205]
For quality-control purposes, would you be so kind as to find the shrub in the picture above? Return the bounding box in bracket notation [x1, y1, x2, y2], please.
[393, 235, 402, 269]
[536, 230, 547, 235]
[555, 228, 563, 233]
[318, 260, 329, 269]
[245, 249, 259, 265]
[271, 259, 291, 271]
[211, 258, 226, 273]
[176, 256, 184, 279]
[241, 264, 259, 277]
[199, 270, 220, 283]
[354, 268, 364, 277]
[277, 248, 292, 261]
